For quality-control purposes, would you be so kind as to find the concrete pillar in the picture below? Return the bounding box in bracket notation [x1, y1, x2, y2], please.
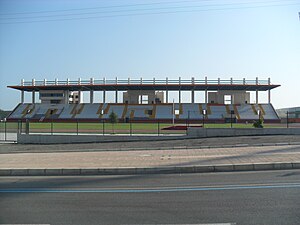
[103, 78, 106, 103]
[256, 77, 259, 104]
[43, 79, 47, 86]
[192, 90, 195, 103]
[78, 91, 81, 103]
[166, 91, 168, 104]
[256, 90, 258, 104]
[179, 77, 181, 103]
[32, 91, 35, 104]
[21, 91, 24, 103]
[192, 77, 195, 103]
[31, 79, 36, 104]
[205, 76, 208, 104]
[166, 77, 168, 103]
[179, 91, 181, 104]
[89, 78, 94, 104]
[55, 78, 58, 85]
[90, 91, 94, 103]
[103, 91, 106, 103]
[65, 90, 69, 104]
[115, 77, 118, 103]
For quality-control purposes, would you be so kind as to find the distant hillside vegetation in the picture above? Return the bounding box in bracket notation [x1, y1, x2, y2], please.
[0, 109, 11, 120]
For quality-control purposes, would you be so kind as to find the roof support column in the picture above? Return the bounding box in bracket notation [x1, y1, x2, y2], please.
[78, 91, 82, 104]
[90, 91, 94, 104]
[21, 91, 24, 104]
[31, 79, 35, 104]
[32, 91, 35, 104]
[64, 90, 69, 104]
[115, 91, 118, 103]
[90, 78, 94, 104]
[192, 90, 195, 103]
[191, 77, 195, 103]
[179, 77, 181, 104]
[103, 91, 106, 103]
[205, 76, 208, 104]
[179, 91, 181, 104]
[103, 78, 106, 103]
[115, 77, 118, 103]
[165, 77, 168, 103]
[256, 77, 259, 104]
[268, 77, 271, 104]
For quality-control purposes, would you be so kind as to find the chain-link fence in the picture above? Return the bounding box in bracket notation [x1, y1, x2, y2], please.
[0, 121, 21, 142]
[0, 120, 187, 139]
[1, 119, 297, 142]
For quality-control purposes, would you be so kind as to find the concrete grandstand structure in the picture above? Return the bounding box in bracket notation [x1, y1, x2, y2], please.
[7, 77, 281, 123]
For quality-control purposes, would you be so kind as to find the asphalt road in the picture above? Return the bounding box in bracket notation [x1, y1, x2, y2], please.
[1, 170, 300, 225]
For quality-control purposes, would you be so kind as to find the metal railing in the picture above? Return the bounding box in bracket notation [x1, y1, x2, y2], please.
[19, 78, 271, 87]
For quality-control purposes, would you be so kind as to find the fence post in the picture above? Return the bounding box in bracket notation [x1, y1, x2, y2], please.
[102, 119, 105, 136]
[51, 119, 53, 135]
[20, 120, 22, 134]
[4, 120, 7, 141]
[158, 121, 160, 136]
[77, 120, 79, 135]
[130, 121, 132, 136]
[286, 111, 289, 128]
[25, 119, 29, 134]
[17, 120, 20, 134]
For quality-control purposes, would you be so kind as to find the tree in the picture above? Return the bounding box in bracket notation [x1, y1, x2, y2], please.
[109, 111, 118, 134]
[253, 119, 264, 128]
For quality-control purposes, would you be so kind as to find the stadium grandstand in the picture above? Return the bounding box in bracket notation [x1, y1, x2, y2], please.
[6, 77, 280, 123]
[277, 107, 300, 123]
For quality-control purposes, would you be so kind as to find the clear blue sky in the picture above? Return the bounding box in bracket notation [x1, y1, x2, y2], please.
[0, 0, 299, 110]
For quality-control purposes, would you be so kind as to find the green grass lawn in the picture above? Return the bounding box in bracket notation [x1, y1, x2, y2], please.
[0, 121, 288, 134]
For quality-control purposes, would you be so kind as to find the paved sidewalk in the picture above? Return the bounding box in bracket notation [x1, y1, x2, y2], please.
[1, 145, 300, 169]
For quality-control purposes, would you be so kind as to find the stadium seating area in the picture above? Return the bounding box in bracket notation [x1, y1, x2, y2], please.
[7, 103, 280, 122]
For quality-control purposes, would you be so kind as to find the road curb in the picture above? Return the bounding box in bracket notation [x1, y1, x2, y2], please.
[1, 141, 300, 154]
[1, 162, 299, 176]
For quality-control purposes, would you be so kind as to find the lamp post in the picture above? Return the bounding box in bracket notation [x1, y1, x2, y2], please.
[3, 118, 6, 141]
[286, 111, 289, 128]
[188, 110, 190, 128]
[172, 99, 175, 126]
[202, 109, 206, 128]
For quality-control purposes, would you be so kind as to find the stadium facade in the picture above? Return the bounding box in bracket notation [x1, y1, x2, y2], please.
[276, 107, 300, 123]
[7, 77, 280, 123]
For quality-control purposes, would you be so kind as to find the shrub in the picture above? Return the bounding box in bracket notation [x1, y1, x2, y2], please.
[109, 111, 118, 134]
[253, 119, 264, 128]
